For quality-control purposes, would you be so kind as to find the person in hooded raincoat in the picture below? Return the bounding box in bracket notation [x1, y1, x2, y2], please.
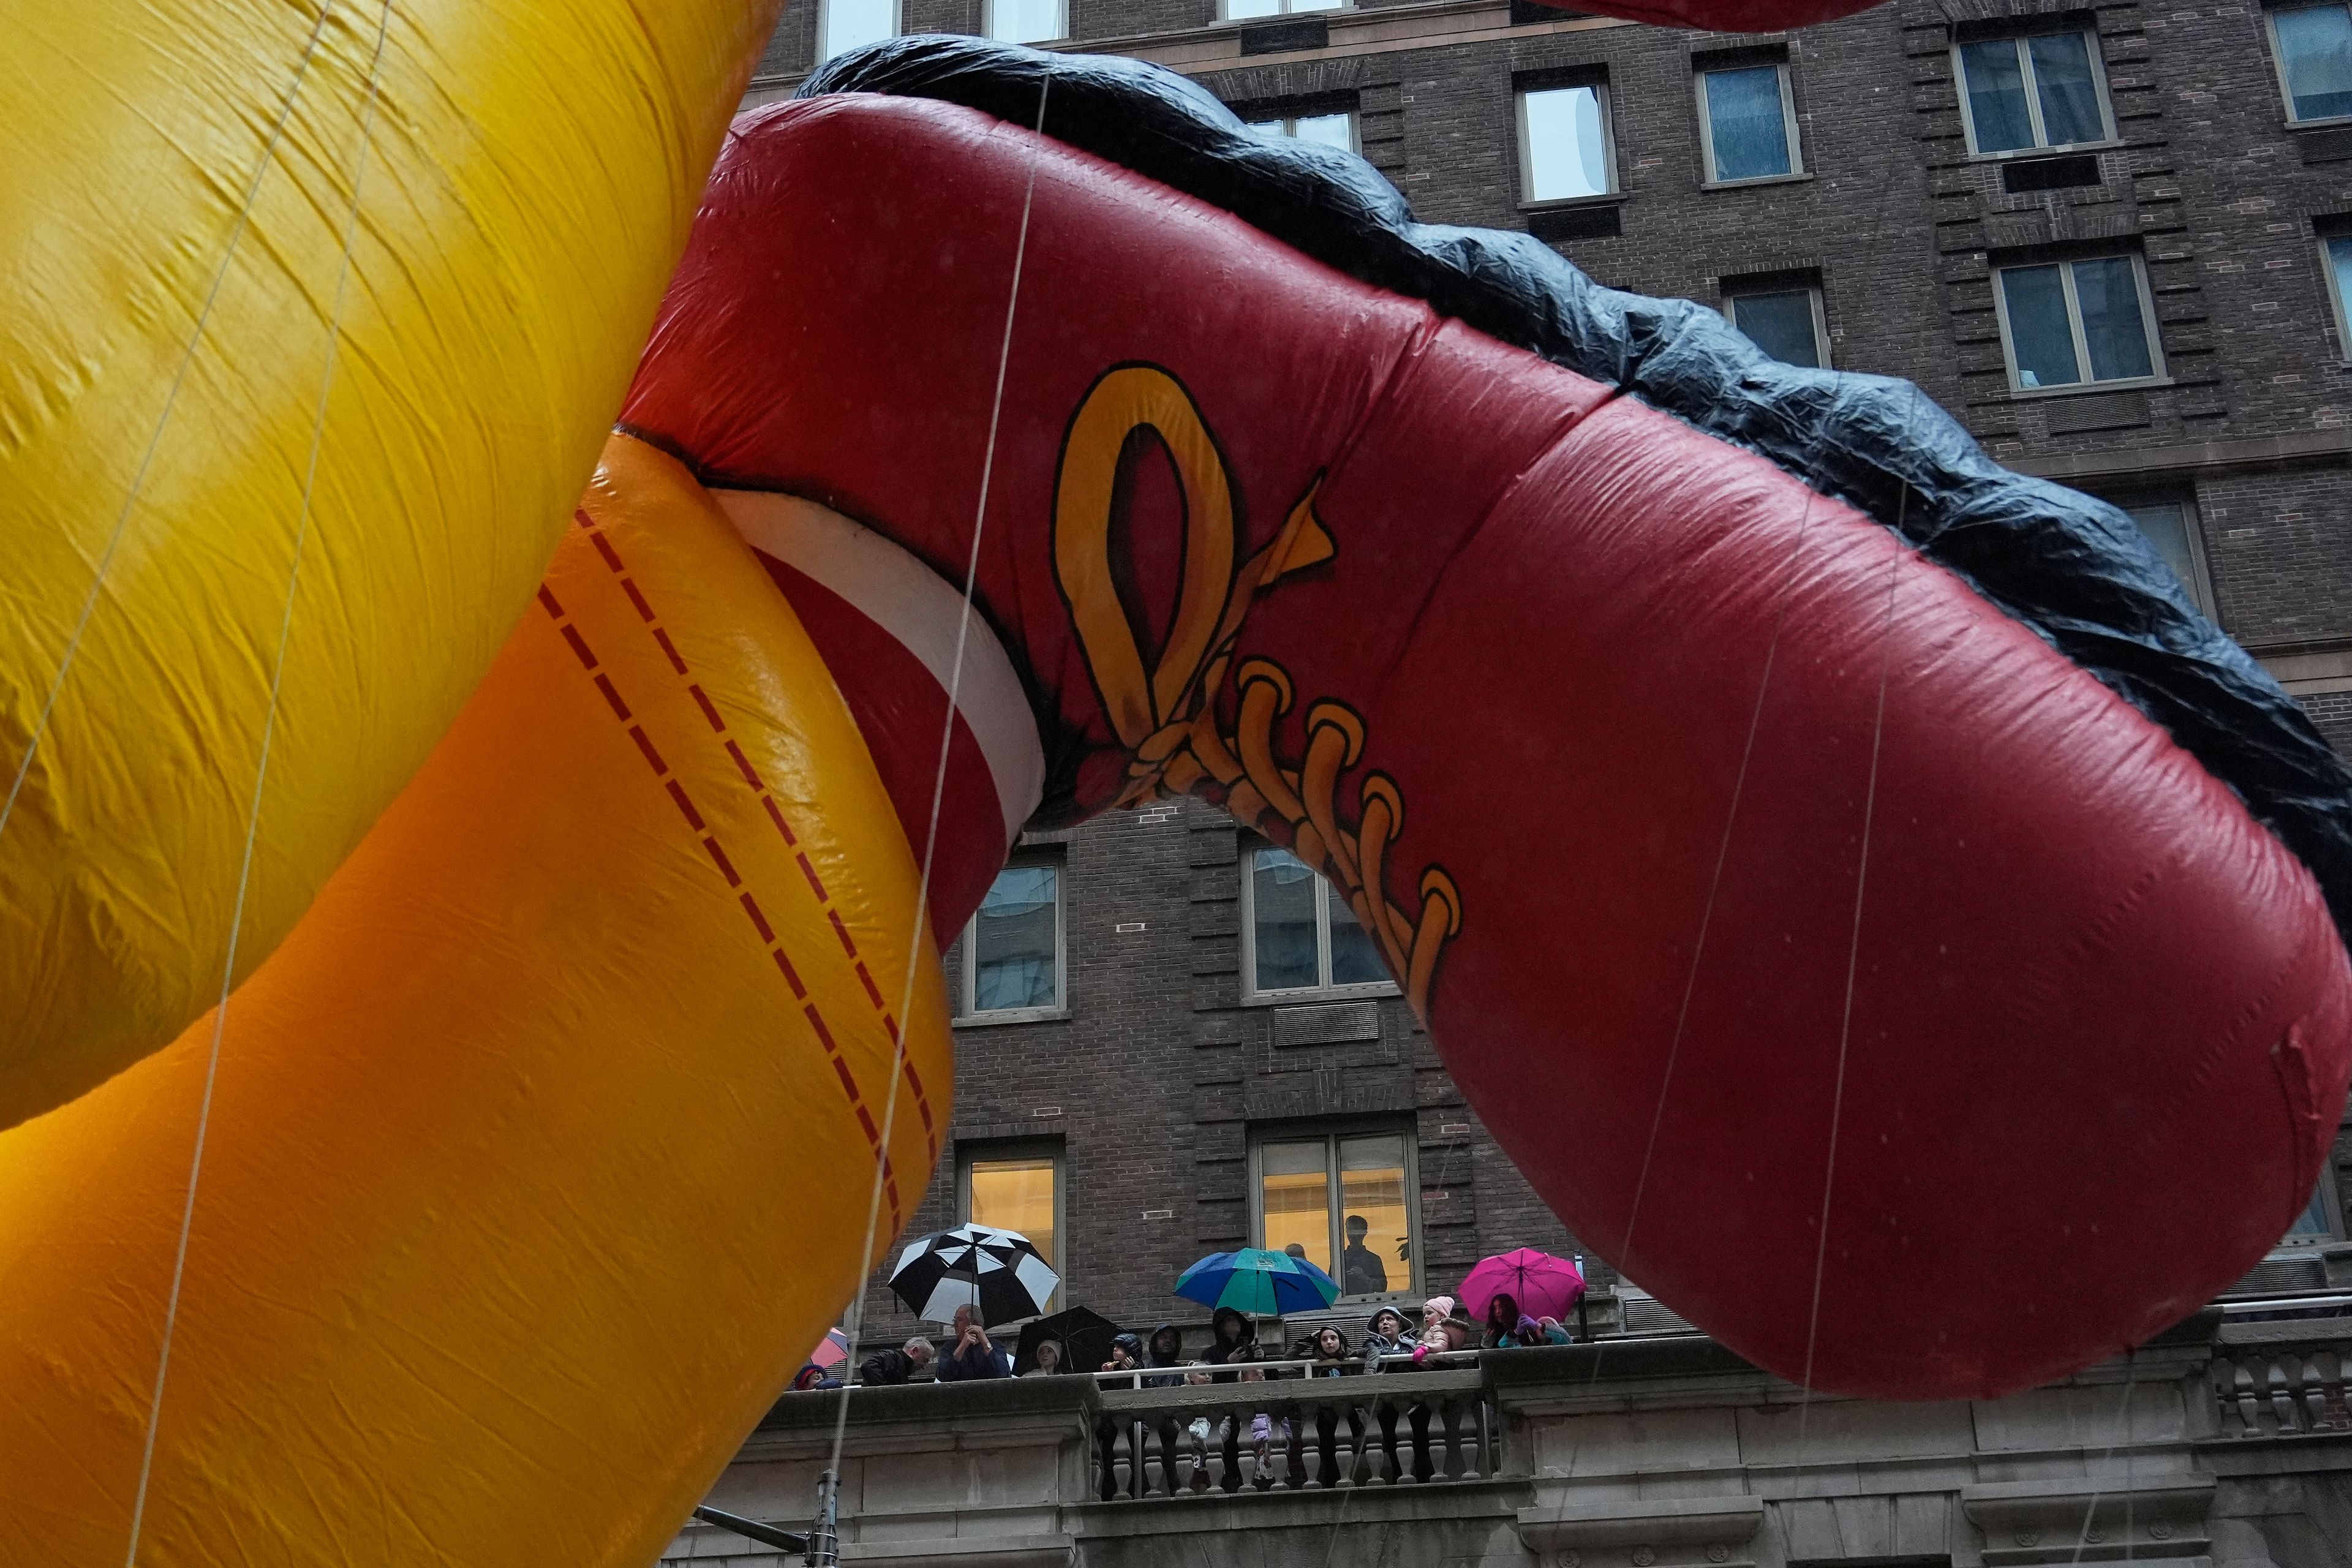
[1204, 1306, 1257, 1382]
[1362, 1305, 1418, 1373]
[1142, 1323, 1186, 1389]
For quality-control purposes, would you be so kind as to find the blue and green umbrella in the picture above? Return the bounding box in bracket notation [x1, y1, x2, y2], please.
[1175, 1248, 1340, 1317]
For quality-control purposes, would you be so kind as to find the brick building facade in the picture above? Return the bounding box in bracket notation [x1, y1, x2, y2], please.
[742, 0, 2352, 1348]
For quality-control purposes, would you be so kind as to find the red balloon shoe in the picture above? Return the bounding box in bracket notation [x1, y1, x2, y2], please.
[622, 72, 2352, 1400]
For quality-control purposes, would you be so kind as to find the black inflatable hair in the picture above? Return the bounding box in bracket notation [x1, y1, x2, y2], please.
[802, 36, 2352, 941]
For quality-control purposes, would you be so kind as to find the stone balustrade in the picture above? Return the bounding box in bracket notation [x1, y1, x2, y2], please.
[663, 1307, 2352, 1567]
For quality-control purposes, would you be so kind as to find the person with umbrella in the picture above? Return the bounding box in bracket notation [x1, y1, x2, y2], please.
[1460, 1248, 1586, 1348]
[938, 1303, 1013, 1381]
[1020, 1341, 1063, 1378]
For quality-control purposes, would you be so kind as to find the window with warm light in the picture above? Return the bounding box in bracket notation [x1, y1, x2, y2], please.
[960, 1144, 1063, 1306]
[1251, 1125, 1417, 1297]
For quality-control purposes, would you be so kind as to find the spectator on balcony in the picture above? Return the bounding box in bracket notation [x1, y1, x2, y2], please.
[938, 1305, 1013, 1382]
[1362, 1305, 1418, 1372]
[1022, 1340, 1063, 1378]
[1205, 1306, 1258, 1380]
[857, 1336, 933, 1385]
[1142, 1323, 1187, 1389]
[1483, 1292, 1528, 1349]
[1101, 1332, 1145, 1387]
[1411, 1317, 1474, 1365]
[1420, 1295, 1457, 1340]
[790, 1363, 842, 1392]
[1340, 1214, 1390, 1295]
[1302, 1325, 1355, 1376]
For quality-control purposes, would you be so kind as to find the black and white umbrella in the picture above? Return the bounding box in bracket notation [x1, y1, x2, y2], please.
[886, 1223, 1060, 1326]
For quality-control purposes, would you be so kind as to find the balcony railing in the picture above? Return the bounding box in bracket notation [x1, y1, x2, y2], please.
[671, 1299, 2352, 1568]
[1091, 1366, 1496, 1499]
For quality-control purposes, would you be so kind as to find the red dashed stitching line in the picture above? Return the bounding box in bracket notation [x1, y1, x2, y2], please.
[567, 508, 940, 1169]
[537, 531, 910, 1227]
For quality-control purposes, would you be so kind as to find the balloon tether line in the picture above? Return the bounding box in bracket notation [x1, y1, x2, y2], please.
[0, 1, 340, 850]
[1796, 459, 1913, 1447]
[823, 66, 1054, 1506]
[121, 6, 394, 1561]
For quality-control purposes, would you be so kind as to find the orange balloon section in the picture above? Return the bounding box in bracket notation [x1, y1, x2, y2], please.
[0, 437, 949, 1567]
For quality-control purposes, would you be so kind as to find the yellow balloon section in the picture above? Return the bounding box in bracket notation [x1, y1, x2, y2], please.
[0, 6, 951, 1562]
[0, 0, 778, 1128]
[0, 435, 951, 1564]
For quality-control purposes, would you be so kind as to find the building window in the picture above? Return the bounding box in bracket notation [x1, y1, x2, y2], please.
[2324, 232, 2352, 356]
[959, 1142, 1063, 1306]
[1725, 286, 1828, 369]
[1697, 62, 1801, 183]
[1251, 1125, 1417, 1297]
[1993, 254, 2162, 391]
[2271, 3, 2352, 124]
[2286, 1171, 2340, 1242]
[2113, 497, 2215, 619]
[1245, 111, 1359, 151]
[1954, 29, 2114, 154]
[987, 0, 1065, 43]
[817, 0, 897, 62]
[1224, 0, 1343, 16]
[1518, 83, 1615, 203]
[960, 862, 1064, 1020]
[1243, 845, 1396, 999]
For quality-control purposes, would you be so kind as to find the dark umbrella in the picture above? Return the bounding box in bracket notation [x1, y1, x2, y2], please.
[886, 1223, 1060, 1327]
[1012, 1305, 1120, 1374]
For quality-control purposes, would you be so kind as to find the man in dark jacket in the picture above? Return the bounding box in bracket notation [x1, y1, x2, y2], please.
[1142, 1323, 1186, 1389]
[937, 1305, 1014, 1381]
[1203, 1306, 1257, 1381]
[858, 1336, 934, 1385]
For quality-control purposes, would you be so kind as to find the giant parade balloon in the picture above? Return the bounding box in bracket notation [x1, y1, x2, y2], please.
[4, 5, 2349, 1564]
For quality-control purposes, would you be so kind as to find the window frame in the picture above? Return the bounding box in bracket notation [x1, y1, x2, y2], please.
[1988, 251, 2166, 396]
[956, 1139, 1066, 1308]
[956, 856, 1069, 1025]
[1950, 27, 2120, 157]
[1243, 110, 1362, 152]
[2321, 228, 2352, 360]
[984, 0, 1067, 45]
[2101, 491, 2217, 620]
[1239, 843, 1401, 1003]
[1694, 61, 1804, 187]
[1515, 78, 1621, 207]
[2283, 1166, 2343, 1243]
[1722, 284, 1832, 369]
[2268, 1, 2352, 127]
[816, 0, 901, 64]
[1218, 0, 1349, 17]
[1246, 1120, 1422, 1300]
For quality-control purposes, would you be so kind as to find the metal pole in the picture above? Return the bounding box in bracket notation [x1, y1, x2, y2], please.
[688, 1504, 807, 1555]
[805, 1469, 842, 1567]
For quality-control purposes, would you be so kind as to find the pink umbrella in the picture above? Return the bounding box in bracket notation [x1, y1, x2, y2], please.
[809, 1326, 851, 1370]
[1458, 1250, 1586, 1324]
